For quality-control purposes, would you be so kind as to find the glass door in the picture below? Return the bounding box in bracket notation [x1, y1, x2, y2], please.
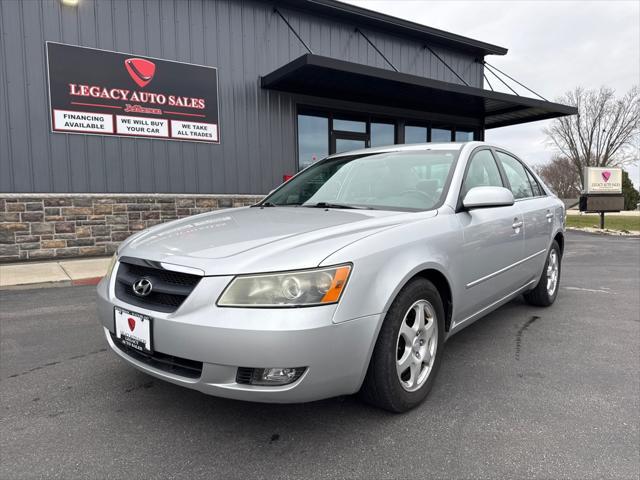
[333, 136, 367, 154]
[330, 116, 368, 154]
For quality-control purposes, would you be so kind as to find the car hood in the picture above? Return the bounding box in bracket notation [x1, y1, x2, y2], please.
[119, 206, 435, 275]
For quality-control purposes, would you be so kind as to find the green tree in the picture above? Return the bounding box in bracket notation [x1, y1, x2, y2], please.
[622, 170, 639, 210]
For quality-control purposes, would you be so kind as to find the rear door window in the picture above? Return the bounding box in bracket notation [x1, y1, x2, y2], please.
[525, 169, 545, 197]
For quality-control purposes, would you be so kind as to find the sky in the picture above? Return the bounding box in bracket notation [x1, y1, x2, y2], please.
[343, 0, 640, 187]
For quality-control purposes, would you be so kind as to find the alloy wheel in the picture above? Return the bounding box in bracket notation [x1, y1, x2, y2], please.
[395, 299, 438, 392]
[546, 249, 559, 296]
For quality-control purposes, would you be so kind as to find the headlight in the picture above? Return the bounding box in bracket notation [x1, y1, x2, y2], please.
[105, 253, 118, 278]
[217, 264, 352, 307]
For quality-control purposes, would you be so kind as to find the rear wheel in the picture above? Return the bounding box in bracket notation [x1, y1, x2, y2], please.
[524, 240, 561, 306]
[360, 278, 445, 412]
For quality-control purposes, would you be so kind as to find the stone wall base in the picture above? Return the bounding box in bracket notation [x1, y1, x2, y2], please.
[0, 193, 263, 263]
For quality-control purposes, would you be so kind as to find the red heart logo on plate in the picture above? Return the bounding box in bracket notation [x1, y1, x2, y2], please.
[601, 171, 611, 182]
[128, 317, 136, 331]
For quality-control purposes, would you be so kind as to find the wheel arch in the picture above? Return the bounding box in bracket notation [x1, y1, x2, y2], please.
[554, 230, 565, 256]
[377, 265, 454, 334]
[410, 269, 453, 333]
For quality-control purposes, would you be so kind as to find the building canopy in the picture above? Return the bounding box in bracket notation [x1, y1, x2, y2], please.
[261, 54, 577, 129]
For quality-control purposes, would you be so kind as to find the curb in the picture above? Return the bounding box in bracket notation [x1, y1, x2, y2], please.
[0, 276, 102, 291]
[72, 276, 104, 286]
[566, 227, 640, 238]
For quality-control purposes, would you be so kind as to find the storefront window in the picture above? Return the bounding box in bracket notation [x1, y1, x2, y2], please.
[298, 114, 329, 169]
[371, 122, 395, 147]
[455, 130, 474, 141]
[405, 125, 428, 144]
[431, 128, 452, 142]
[335, 138, 366, 154]
[333, 118, 366, 133]
[299, 107, 481, 168]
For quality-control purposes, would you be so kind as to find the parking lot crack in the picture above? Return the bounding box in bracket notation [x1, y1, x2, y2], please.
[515, 315, 540, 361]
[5, 348, 107, 380]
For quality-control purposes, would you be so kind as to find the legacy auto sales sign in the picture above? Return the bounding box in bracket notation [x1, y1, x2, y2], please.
[584, 167, 623, 194]
[46, 42, 219, 143]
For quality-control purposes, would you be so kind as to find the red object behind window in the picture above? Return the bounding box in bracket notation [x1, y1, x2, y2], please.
[283, 174, 294, 183]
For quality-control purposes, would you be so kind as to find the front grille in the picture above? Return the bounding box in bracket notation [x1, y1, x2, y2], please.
[114, 258, 201, 313]
[111, 333, 203, 379]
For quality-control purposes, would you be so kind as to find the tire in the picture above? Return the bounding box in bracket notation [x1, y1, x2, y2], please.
[524, 240, 561, 307]
[360, 278, 445, 413]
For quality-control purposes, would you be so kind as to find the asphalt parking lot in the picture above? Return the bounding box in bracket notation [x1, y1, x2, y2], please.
[1, 231, 639, 479]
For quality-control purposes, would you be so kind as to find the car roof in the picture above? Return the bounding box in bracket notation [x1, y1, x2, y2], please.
[328, 141, 485, 158]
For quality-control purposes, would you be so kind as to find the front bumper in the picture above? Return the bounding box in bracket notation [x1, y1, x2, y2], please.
[96, 270, 381, 403]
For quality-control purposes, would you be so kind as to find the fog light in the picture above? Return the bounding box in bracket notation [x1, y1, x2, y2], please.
[236, 366, 306, 386]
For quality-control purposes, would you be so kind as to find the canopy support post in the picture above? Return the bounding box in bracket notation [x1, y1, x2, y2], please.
[355, 28, 398, 72]
[273, 8, 314, 54]
[423, 45, 469, 86]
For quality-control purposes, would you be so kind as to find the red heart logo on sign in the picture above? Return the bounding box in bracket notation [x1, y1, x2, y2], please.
[124, 58, 156, 88]
[128, 317, 136, 331]
[601, 171, 611, 182]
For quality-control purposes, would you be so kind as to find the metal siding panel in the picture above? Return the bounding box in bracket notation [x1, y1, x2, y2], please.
[3, 0, 482, 194]
[176, 0, 198, 193]
[216, 0, 238, 193]
[0, 1, 15, 191]
[78, 0, 108, 192]
[191, 0, 211, 194]
[129, 0, 154, 192]
[24, 1, 53, 192]
[2, 0, 33, 192]
[41, 0, 71, 192]
[204, 0, 224, 193]
[242, 2, 260, 193]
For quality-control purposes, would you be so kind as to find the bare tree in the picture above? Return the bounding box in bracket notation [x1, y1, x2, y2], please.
[544, 86, 639, 186]
[535, 156, 581, 198]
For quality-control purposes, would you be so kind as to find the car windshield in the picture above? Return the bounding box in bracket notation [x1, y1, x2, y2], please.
[264, 149, 460, 211]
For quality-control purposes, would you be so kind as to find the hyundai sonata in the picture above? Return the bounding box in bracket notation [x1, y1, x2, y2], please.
[97, 142, 564, 412]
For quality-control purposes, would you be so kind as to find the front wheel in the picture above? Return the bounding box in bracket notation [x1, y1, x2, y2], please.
[524, 240, 561, 307]
[360, 278, 445, 412]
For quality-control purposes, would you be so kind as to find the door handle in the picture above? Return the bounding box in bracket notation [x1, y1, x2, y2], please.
[512, 220, 523, 229]
[546, 211, 554, 221]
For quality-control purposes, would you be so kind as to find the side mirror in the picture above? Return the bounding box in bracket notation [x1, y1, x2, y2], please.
[462, 186, 514, 209]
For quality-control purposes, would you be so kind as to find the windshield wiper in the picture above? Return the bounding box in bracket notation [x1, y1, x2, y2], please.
[305, 202, 372, 210]
[252, 201, 276, 208]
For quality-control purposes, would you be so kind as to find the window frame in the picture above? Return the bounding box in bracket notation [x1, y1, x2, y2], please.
[456, 147, 507, 211]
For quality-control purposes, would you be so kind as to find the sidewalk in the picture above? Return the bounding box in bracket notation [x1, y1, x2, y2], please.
[0, 256, 111, 289]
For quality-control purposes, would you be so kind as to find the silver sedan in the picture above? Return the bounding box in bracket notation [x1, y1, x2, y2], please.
[96, 142, 564, 412]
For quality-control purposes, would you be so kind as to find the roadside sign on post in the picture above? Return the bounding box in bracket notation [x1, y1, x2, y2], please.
[580, 167, 624, 228]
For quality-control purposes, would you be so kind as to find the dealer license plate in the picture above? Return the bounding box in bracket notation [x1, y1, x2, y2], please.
[114, 307, 153, 353]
